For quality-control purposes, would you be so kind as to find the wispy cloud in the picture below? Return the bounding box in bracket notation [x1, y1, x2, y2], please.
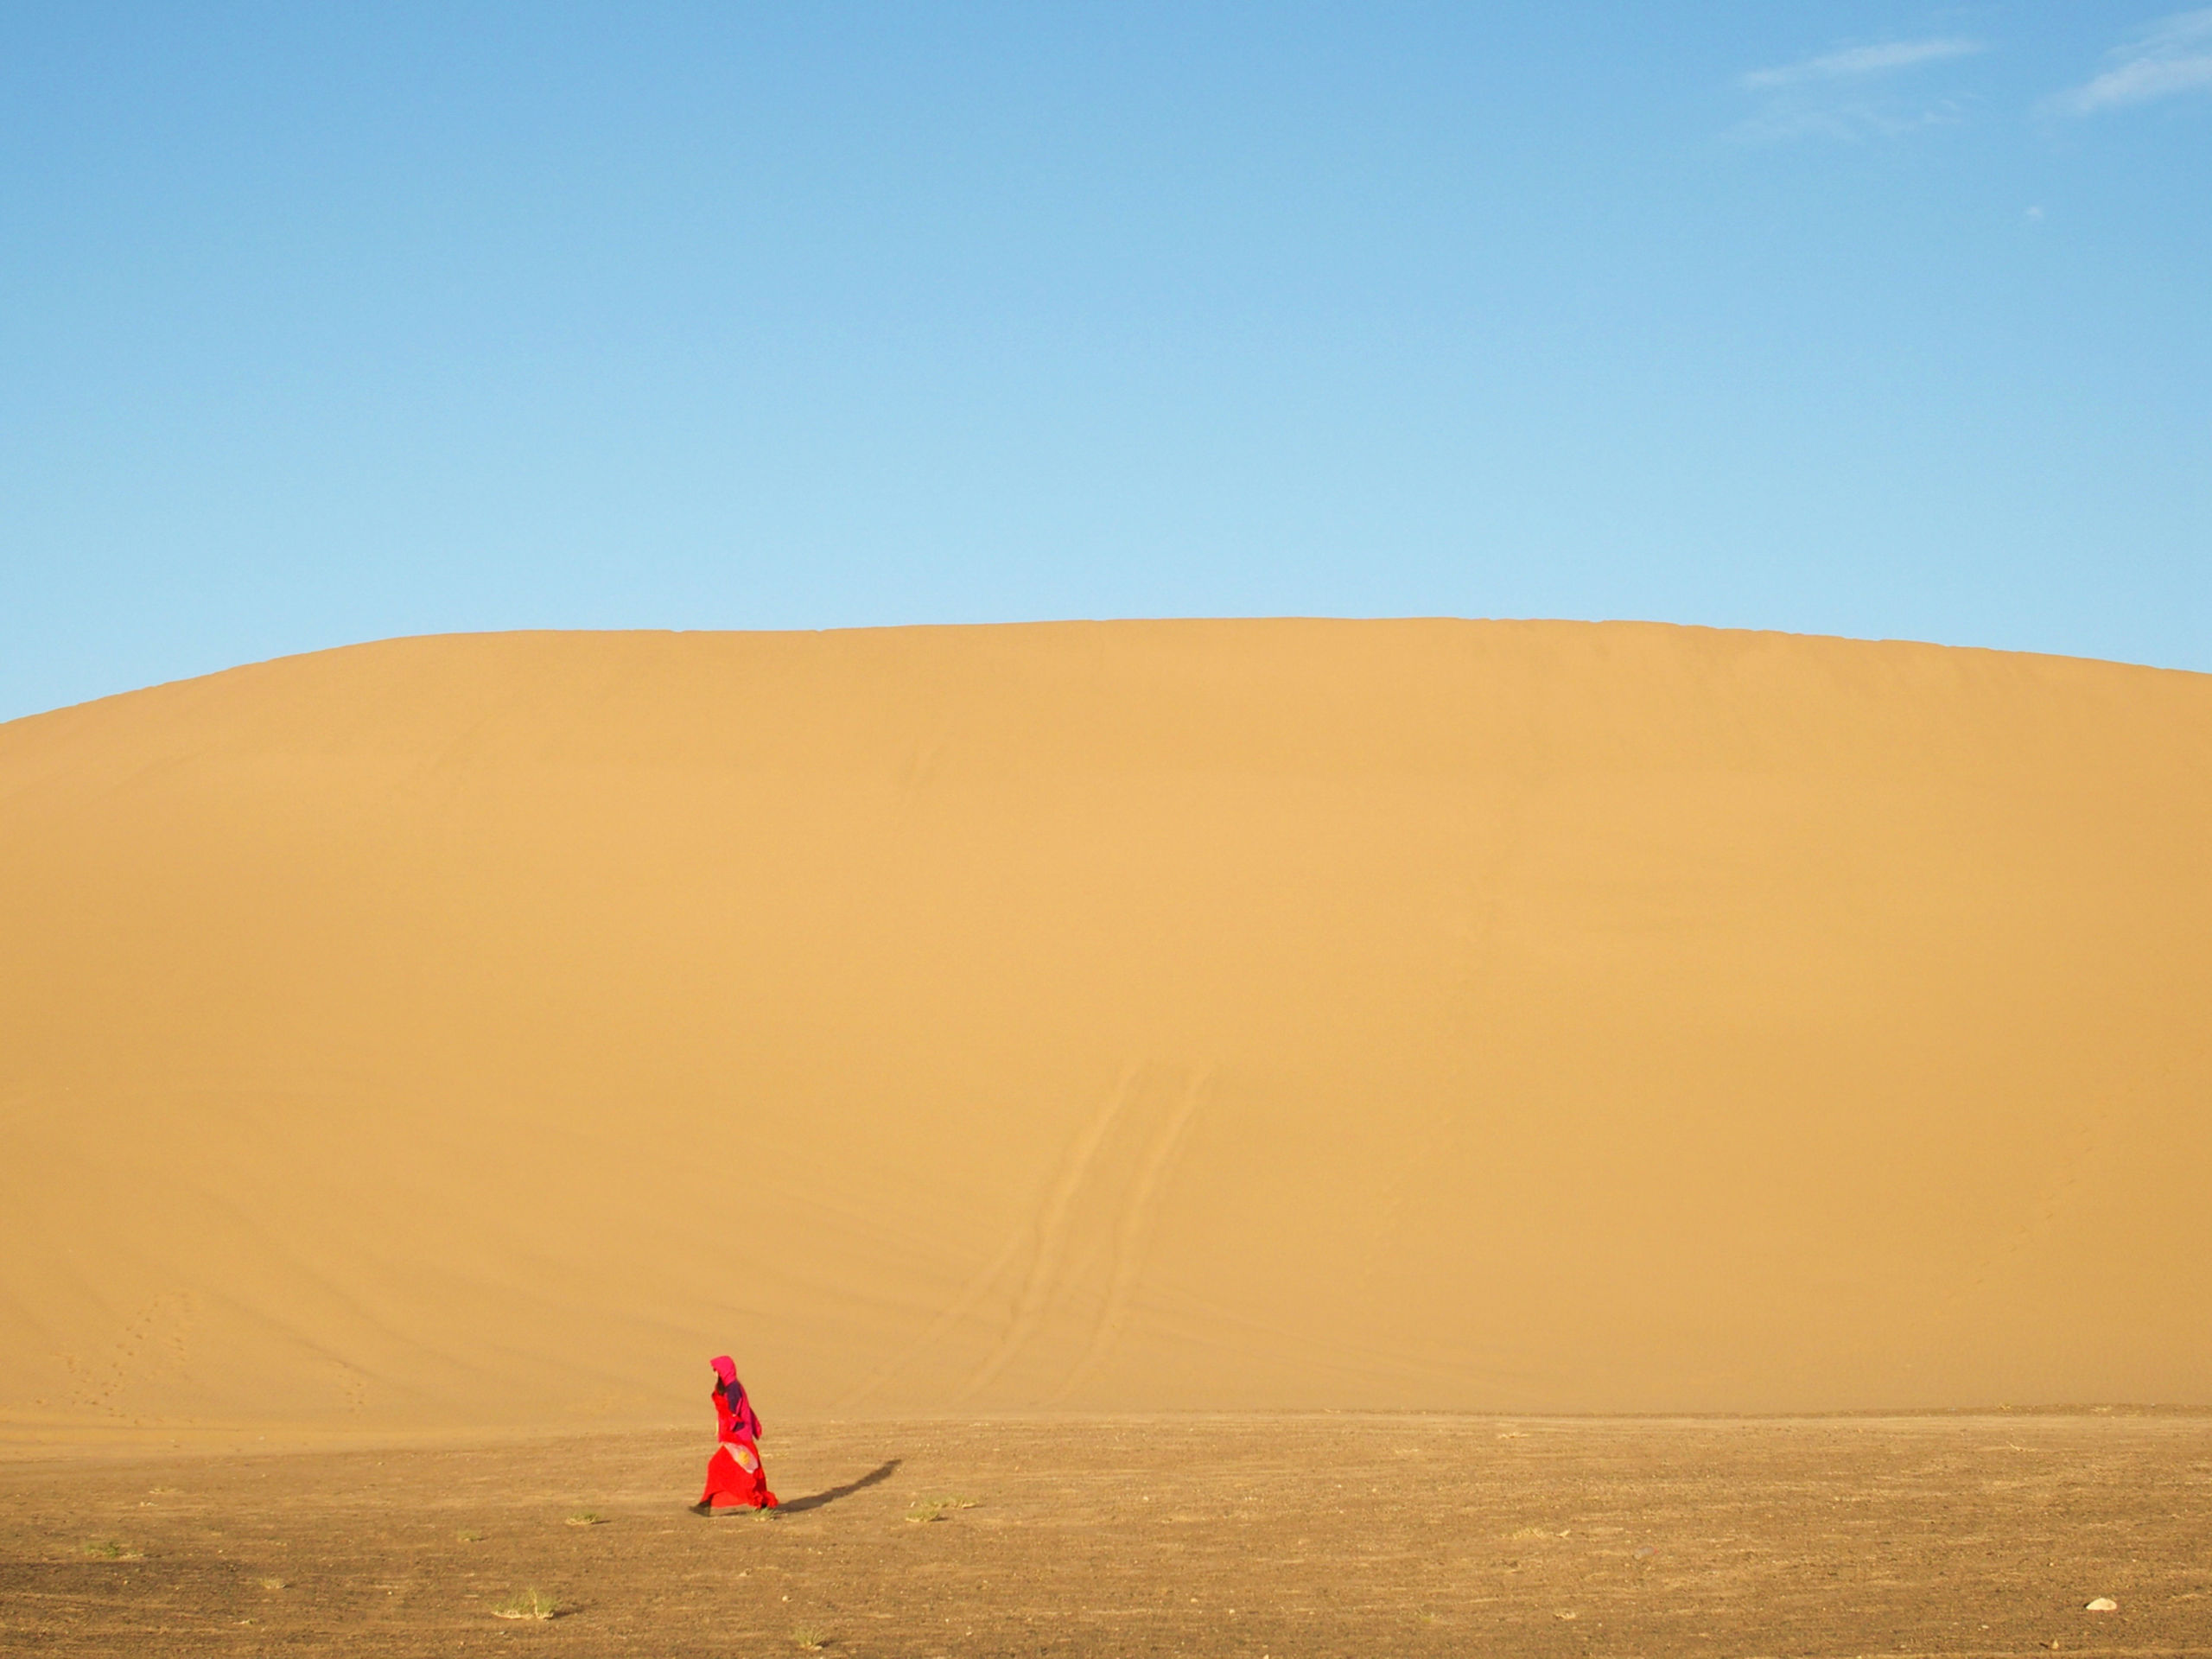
[1742, 37, 1984, 92]
[1734, 35, 1985, 143]
[2056, 9, 2212, 112]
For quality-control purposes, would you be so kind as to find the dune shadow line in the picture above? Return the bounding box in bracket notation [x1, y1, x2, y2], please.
[779, 1457, 902, 1515]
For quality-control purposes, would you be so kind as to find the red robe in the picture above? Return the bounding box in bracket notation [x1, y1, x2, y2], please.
[699, 1389, 778, 1510]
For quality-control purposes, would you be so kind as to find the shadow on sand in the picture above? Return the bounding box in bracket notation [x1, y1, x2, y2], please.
[779, 1458, 902, 1515]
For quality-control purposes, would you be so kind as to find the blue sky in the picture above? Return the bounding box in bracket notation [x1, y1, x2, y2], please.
[3, 3, 2208, 721]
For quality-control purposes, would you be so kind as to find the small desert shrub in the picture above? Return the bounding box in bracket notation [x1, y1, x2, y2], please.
[565, 1510, 604, 1527]
[490, 1587, 558, 1621]
[791, 1626, 831, 1650]
[905, 1495, 980, 1523]
[258, 1577, 288, 1592]
[82, 1539, 142, 1560]
[456, 1528, 485, 1542]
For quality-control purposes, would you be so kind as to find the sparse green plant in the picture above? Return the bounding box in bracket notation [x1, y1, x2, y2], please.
[82, 1539, 142, 1560]
[258, 1577, 288, 1591]
[490, 1587, 558, 1621]
[456, 1528, 485, 1542]
[791, 1626, 831, 1650]
[905, 1495, 980, 1523]
[565, 1510, 604, 1527]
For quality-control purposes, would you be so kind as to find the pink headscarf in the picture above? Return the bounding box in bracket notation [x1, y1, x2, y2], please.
[710, 1355, 737, 1388]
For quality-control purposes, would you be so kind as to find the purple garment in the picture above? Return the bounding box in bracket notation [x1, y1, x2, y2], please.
[709, 1355, 764, 1440]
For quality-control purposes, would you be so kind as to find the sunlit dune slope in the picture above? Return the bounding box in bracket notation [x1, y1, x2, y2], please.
[3, 620, 2209, 1440]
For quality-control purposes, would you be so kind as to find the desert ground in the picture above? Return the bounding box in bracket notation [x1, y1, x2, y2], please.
[6, 1414, 2209, 1657]
[5, 621, 2212, 1652]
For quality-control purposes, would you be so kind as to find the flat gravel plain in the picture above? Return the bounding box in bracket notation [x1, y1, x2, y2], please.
[3, 1414, 2209, 1657]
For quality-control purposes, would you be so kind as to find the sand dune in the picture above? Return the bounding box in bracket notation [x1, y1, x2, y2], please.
[3, 620, 2209, 1441]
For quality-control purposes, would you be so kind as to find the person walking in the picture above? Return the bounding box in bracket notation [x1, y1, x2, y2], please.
[692, 1355, 779, 1514]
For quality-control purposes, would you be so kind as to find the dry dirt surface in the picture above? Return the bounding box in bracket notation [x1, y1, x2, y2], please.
[3, 1414, 2209, 1657]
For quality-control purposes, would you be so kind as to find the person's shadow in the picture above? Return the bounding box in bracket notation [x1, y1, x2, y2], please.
[779, 1457, 902, 1514]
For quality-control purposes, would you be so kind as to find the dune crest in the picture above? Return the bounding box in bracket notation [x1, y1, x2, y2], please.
[3, 620, 2209, 1440]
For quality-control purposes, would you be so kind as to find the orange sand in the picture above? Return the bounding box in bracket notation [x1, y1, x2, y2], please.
[2, 620, 2208, 1443]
